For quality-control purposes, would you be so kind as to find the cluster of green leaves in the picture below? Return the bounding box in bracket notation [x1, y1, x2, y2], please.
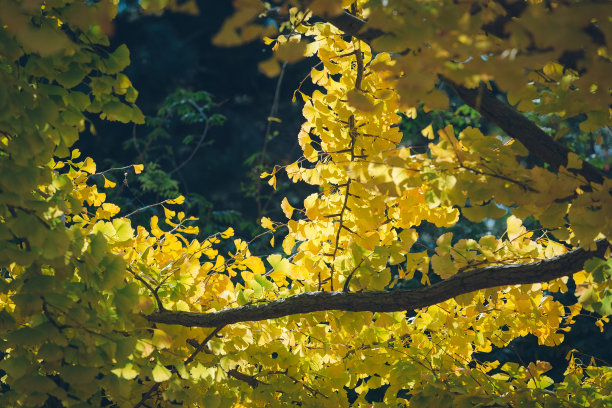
[96, 88, 250, 239]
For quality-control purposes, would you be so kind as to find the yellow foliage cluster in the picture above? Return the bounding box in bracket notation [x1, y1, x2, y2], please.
[0, 0, 610, 407]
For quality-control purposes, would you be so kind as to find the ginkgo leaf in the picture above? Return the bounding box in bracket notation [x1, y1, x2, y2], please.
[111, 363, 139, 380]
[267, 254, 291, 276]
[103, 176, 116, 188]
[163, 206, 176, 219]
[275, 41, 306, 63]
[282, 235, 295, 255]
[152, 329, 173, 349]
[431, 253, 458, 279]
[462, 201, 506, 222]
[346, 89, 376, 112]
[167, 195, 185, 205]
[268, 174, 277, 189]
[261, 217, 274, 229]
[421, 124, 435, 140]
[506, 215, 525, 241]
[281, 197, 294, 219]
[258, 57, 281, 77]
[81, 157, 96, 174]
[152, 363, 172, 382]
[220, 227, 234, 239]
[243, 257, 265, 275]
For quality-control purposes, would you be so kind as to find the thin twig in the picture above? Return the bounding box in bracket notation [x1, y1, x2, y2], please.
[123, 198, 171, 218]
[184, 325, 225, 365]
[127, 267, 165, 311]
[135, 325, 225, 408]
[93, 164, 138, 177]
[169, 100, 210, 175]
[256, 61, 288, 219]
[343, 255, 367, 292]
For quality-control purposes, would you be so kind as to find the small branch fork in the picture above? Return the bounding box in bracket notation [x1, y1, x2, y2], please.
[134, 325, 225, 408]
[327, 42, 365, 291]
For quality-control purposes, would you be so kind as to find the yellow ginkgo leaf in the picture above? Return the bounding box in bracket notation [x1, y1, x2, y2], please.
[103, 176, 116, 188]
[281, 197, 294, 219]
[258, 57, 281, 77]
[261, 216, 274, 230]
[220, 227, 234, 239]
[81, 157, 96, 174]
[243, 257, 265, 275]
[167, 195, 185, 205]
[421, 124, 435, 140]
[275, 41, 306, 63]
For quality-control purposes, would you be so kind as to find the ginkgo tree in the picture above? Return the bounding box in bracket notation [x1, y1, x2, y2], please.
[1, 0, 611, 407]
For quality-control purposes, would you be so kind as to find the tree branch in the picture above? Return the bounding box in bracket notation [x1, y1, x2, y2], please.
[440, 77, 605, 185]
[227, 369, 265, 388]
[320, 10, 607, 187]
[146, 239, 609, 328]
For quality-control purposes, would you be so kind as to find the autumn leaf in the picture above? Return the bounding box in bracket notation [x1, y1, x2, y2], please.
[281, 197, 294, 219]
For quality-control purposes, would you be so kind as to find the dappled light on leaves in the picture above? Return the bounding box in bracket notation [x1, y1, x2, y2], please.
[0, 0, 611, 407]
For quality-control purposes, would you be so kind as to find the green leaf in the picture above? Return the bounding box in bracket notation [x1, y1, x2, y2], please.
[12, 374, 57, 393]
[111, 363, 139, 380]
[114, 282, 140, 314]
[101, 101, 134, 123]
[254, 275, 275, 291]
[6, 327, 47, 346]
[248, 279, 263, 298]
[115, 337, 137, 362]
[37, 343, 64, 362]
[236, 288, 249, 306]
[528, 375, 555, 389]
[152, 362, 172, 382]
[100, 255, 125, 290]
[592, 289, 612, 316]
[0, 356, 30, 379]
[11, 293, 43, 315]
[584, 257, 612, 283]
[267, 254, 291, 275]
[56, 63, 88, 88]
[61, 365, 98, 386]
[462, 201, 506, 222]
[112, 218, 134, 242]
[152, 329, 173, 349]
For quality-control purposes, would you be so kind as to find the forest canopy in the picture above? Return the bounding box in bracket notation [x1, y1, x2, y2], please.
[0, 0, 611, 407]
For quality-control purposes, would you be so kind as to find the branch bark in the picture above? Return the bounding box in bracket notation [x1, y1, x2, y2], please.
[146, 240, 609, 328]
[440, 78, 605, 185]
[322, 10, 607, 186]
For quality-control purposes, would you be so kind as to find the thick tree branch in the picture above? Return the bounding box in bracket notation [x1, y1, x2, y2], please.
[146, 240, 609, 328]
[440, 78, 605, 185]
[324, 11, 384, 43]
[321, 10, 607, 186]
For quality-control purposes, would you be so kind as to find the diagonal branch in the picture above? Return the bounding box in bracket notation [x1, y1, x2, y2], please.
[146, 239, 609, 328]
[320, 10, 607, 187]
[440, 77, 605, 185]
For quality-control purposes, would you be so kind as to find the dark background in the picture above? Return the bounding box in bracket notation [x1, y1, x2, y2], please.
[78, 0, 316, 237]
